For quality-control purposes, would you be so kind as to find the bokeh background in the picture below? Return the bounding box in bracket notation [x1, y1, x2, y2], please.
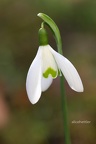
[0, 0, 96, 144]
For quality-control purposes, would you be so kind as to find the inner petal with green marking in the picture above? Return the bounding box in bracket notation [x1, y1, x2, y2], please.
[43, 67, 57, 78]
[41, 45, 58, 78]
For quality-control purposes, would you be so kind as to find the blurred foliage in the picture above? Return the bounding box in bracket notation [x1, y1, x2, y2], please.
[0, 0, 96, 144]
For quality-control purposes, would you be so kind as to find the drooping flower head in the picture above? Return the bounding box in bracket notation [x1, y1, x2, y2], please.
[26, 25, 84, 104]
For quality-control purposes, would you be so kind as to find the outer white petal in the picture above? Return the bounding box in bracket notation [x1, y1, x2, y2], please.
[48, 45, 84, 92]
[41, 76, 53, 92]
[26, 48, 42, 104]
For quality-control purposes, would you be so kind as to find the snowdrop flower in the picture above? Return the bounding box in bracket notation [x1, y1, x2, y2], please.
[26, 28, 83, 104]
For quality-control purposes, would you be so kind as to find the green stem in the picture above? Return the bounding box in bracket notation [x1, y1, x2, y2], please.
[60, 76, 71, 144]
[38, 13, 71, 144]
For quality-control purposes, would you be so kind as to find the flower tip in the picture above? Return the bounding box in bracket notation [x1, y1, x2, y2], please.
[81, 86, 84, 92]
[79, 83, 84, 92]
[31, 100, 38, 105]
[72, 84, 84, 93]
[26, 90, 41, 105]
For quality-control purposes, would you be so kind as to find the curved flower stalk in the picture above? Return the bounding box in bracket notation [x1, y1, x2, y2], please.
[26, 27, 83, 104]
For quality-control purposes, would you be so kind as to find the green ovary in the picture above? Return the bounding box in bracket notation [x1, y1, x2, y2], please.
[43, 67, 57, 78]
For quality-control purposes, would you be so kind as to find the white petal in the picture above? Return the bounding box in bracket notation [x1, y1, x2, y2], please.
[26, 48, 42, 104]
[49, 45, 84, 92]
[41, 76, 53, 92]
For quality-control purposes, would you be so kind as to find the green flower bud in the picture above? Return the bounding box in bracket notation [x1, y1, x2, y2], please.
[38, 27, 48, 46]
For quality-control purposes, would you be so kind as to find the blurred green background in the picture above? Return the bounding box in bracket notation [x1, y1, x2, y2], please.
[0, 0, 96, 144]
